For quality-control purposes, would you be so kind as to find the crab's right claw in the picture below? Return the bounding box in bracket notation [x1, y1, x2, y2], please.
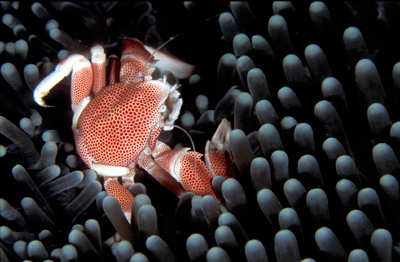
[205, 118, 235, 179]
[144, 45, 195, 79]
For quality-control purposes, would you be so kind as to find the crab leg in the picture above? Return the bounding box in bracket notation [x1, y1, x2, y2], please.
[33, 54, 93, 110]
[33, 70, 65, 107]
[104, 176, 134, 221]
[69, 60, 93, 111]
[138, 153, 186, 197]
[106, 55, 120, 85]
[34, 46, 106, 110]
[90, 45, 106, 96]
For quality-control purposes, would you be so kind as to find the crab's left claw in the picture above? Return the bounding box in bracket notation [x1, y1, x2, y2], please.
[137, 152, 186, 198]
[205, 118, 235, 179]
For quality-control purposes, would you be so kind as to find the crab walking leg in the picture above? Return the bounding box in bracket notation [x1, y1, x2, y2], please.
[33, 54, 91, 108]
[104, 176, 134, 221]
[33, 71, 64, 107]
[121, 169, 136, 190]
[205, 118, 235, 179]
[90, 45, 106, 96]
[122, 175, 135, 190]
[70, 60, 93, 111]
[106, 55, 120, 85]
[137, 154, 186, 197]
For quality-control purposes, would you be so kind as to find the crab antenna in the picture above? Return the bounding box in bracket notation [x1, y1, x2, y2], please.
[172, 124, 196, 153]
[144, 36, 176, 71]
[172, 124, 197, 180]
[143, 13, 221, 72]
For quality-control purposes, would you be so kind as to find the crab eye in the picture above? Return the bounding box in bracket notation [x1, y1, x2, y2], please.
[138, 71, 143, 78]
[159, 105, 167, 113]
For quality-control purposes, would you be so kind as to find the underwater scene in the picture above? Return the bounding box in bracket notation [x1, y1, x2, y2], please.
[1, 2, 400, 262]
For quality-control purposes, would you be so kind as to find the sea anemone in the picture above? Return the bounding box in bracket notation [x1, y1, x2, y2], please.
[1, 1, 400, 262]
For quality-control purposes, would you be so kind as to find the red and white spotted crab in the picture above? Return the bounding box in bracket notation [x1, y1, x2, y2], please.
[33, 38, 235, 220]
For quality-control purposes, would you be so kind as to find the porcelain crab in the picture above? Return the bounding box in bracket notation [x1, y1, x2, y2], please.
[33, 38, 235, 220]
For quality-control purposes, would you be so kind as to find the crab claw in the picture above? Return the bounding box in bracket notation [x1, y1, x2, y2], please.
[119, 38, 157, 83]
[205, 118, 235, 179]
[153, 146, 219, 201]
[137, 152, 186, 198]
[144, 45, 195, 79]
[33, 70, 64, 107]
